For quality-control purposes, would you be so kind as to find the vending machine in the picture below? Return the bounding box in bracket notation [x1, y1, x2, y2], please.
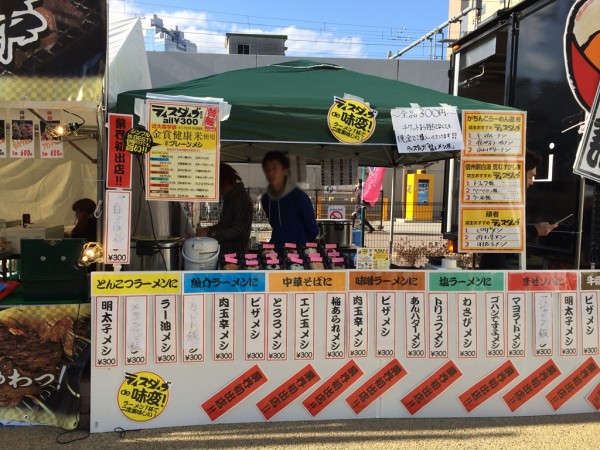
[405, 170, 434, 220]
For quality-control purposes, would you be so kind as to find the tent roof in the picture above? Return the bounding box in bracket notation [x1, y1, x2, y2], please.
[108, 17, 152, 109]
[115, 60, 515, 167]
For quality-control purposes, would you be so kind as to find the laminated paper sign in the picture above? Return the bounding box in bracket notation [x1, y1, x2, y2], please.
[104, 190, 132, 265]
[392, 105, 463, 153]
[146, 101, 220, 201]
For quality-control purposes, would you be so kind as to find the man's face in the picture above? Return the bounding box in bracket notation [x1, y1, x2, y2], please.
[526, 167, 536, 188]
[263, 160, 288, 187]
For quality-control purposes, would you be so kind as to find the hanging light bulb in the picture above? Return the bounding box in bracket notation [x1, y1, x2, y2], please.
[77, 242, 104, 267]
[45, 109, 86, 139]
[46, 122, 82, 138]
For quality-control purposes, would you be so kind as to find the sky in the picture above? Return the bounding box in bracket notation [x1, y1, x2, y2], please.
[109, 0, 451, 59]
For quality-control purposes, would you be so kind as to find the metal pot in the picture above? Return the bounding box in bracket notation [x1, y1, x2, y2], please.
[129, 236, 183, 271]
[317, 219, 353, 248]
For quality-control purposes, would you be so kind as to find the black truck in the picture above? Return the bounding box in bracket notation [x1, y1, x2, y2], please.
[442, 0, 599, 269]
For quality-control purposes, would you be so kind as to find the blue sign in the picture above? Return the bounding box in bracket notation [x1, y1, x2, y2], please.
[183, 271, 266, 293]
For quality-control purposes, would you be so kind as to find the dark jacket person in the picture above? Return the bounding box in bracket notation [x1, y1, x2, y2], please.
[196, 163, 253, 255]
[68, 198, 97, 242]
[260, 151, 318, 247]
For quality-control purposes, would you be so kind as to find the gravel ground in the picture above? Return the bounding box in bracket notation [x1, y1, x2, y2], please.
[1, 412, 599, 449]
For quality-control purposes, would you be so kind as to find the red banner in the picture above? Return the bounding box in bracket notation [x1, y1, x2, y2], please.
[546, 357, 599, 410]
[201, 365, 268, 421]
[106, 113, 133, 189]
[401, 360, 462, 415]
[587, 380, 600, 410]
[459, 360, 519, 412]
[502, 359, 561, 412]
[257, 365, 320, 420]
[346, 358, 407, 414]
[302, 360, 363, 417]
[507, 272, 577, 291]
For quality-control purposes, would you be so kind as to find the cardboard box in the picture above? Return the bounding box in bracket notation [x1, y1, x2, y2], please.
[0, 225, 64, 253]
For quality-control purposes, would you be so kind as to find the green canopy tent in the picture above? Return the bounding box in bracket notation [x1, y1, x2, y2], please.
[115, 60, 515, 167]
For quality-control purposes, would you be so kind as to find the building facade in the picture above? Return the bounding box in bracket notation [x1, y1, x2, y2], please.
[143, 15, 197, 53]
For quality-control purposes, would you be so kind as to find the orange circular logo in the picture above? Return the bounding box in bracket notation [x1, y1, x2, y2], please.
[564, 0, 600, 111]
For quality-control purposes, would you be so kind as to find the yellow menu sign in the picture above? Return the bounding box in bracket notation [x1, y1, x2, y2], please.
[92, 272, 181, 295]
[461, 159, 524, 204]
[462, 111, 525, 156]
[459, 207, 525, 252]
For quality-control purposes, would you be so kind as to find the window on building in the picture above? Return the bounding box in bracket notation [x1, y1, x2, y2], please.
[238, 44, 249, 54]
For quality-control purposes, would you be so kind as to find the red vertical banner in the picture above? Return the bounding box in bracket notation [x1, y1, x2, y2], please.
[107, 113, 133, 189]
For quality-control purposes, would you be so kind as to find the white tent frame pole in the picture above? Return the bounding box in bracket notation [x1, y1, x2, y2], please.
[388, 165, 397, 259]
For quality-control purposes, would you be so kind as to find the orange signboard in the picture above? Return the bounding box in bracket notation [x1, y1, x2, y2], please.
[349, 271, 425, 291]
[268, 271, 346, 292]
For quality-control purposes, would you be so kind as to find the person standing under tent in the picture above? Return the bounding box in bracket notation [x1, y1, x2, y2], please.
[260, 151, 318, 248]
[351, 178, 375, 233]
[196, 163, 253, 255]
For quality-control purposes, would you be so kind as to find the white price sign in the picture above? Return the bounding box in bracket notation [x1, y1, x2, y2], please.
[392, 105, 463, 153]
[104, 190, 132, 264]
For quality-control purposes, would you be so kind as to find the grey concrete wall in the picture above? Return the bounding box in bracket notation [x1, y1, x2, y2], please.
[146, 53, 449, 92]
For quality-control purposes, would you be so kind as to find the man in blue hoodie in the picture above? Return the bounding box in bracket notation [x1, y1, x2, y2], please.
[260, 151, 319, 248]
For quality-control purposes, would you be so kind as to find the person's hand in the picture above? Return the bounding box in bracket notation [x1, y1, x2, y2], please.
[534, 221, 558, 236]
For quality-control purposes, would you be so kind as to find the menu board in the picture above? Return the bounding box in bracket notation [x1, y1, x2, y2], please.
[461, 159, 524, 204]
[458, 111, 526, 253]
[10, 109, 35, 158]
[462, 111, 525, 156]
[39, 110, 64, 159]
[459, 207, 525, 252]
[145, 101, 220, 201]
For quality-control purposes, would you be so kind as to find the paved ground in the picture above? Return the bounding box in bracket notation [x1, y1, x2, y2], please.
[1, 377, 599, 450]
[2, 411, 599, 449]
